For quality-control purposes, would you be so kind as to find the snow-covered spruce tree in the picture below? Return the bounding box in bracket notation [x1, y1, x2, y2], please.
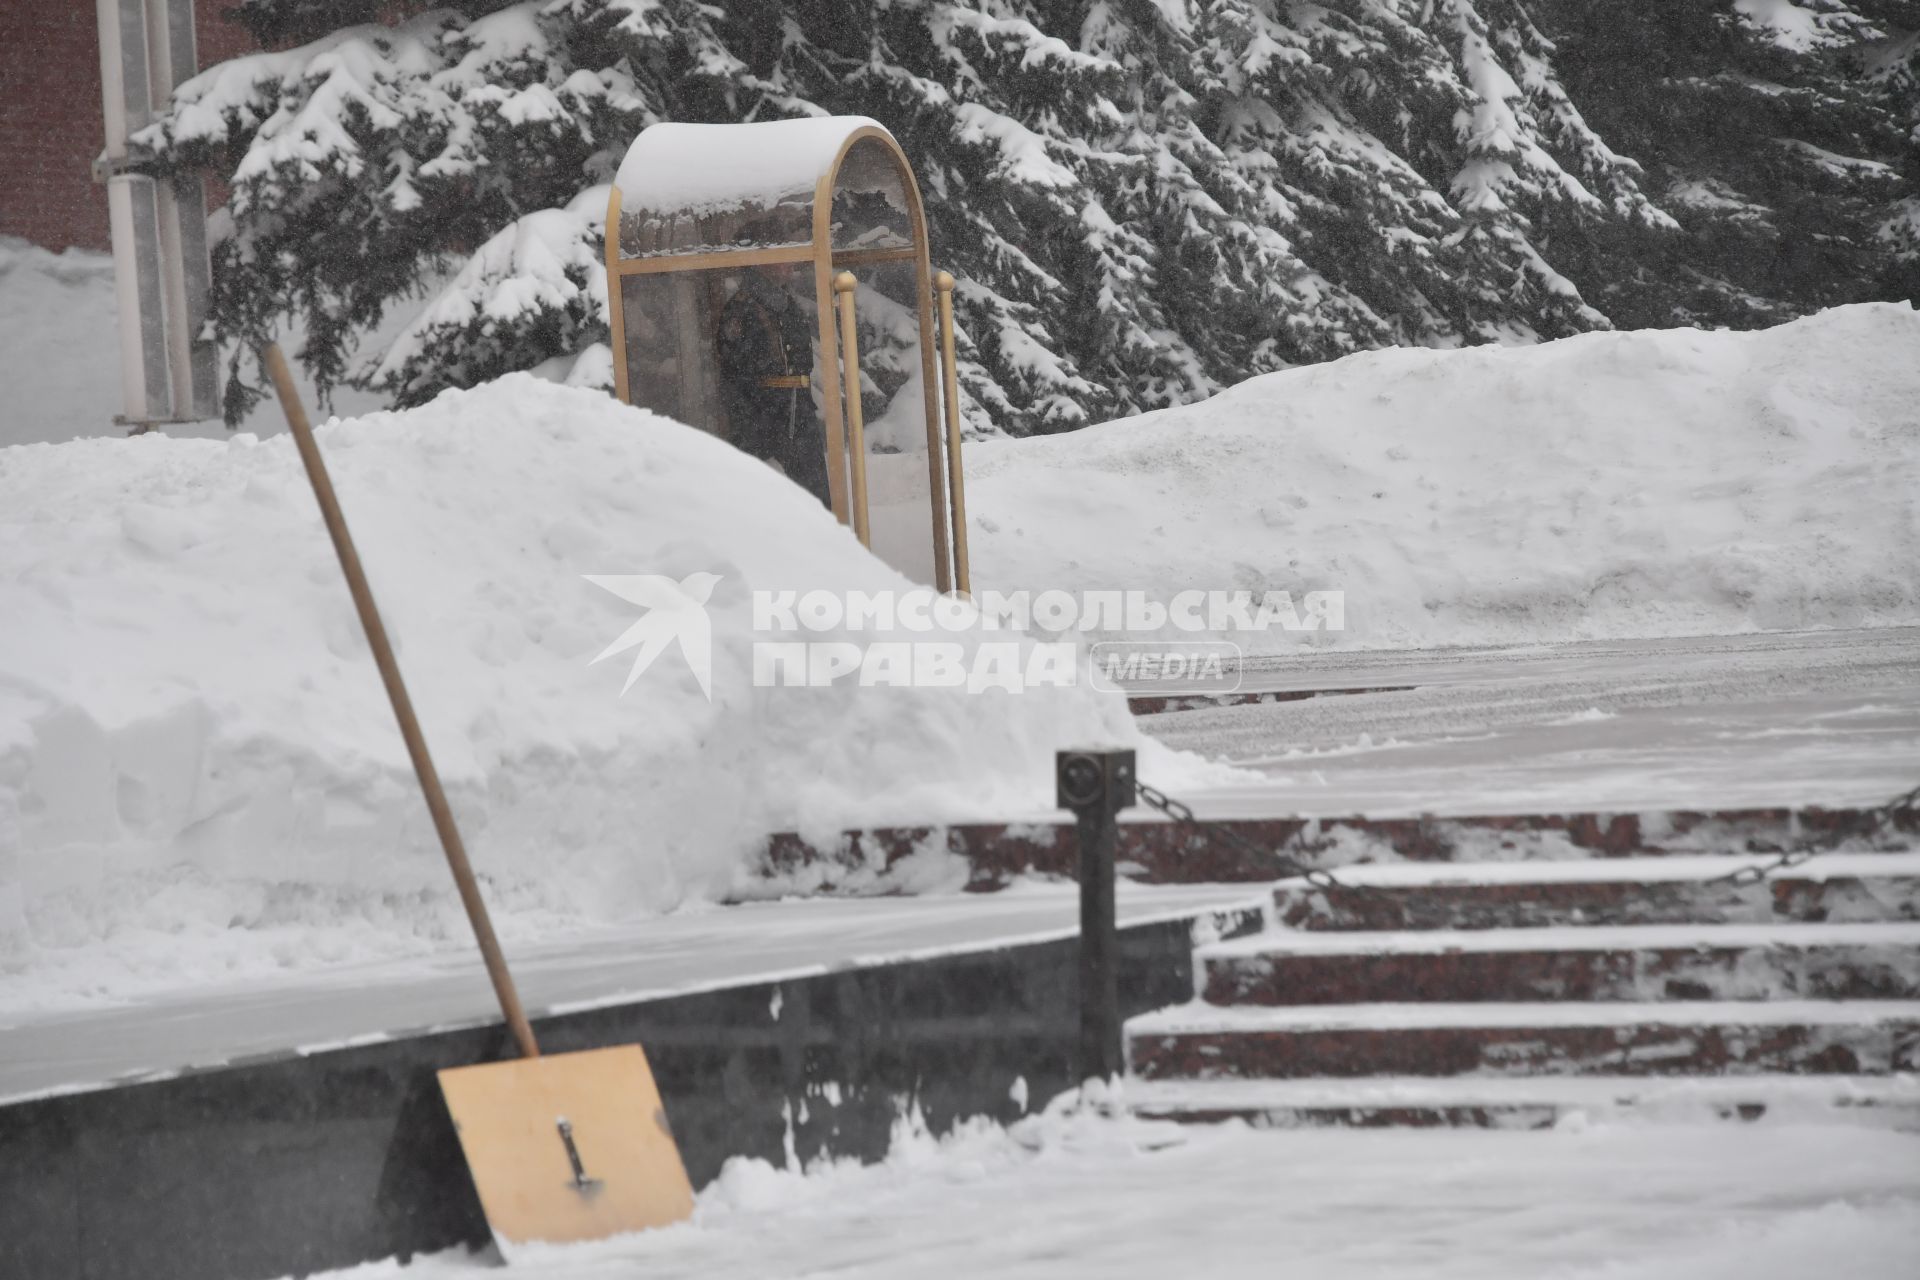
[1173, 0, 1674, 353]
[142, 1, 1688, 431]
[224, 0, 390, 45]
[825, 3, 1127, 428]
[1536, 0, 1920, 328]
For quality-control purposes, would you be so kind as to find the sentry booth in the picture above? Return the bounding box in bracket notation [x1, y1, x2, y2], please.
[606, 117, 971, 593]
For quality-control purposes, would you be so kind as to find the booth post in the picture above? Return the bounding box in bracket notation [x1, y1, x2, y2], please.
[934, 270, 971, 596]
[832, 271, 872, 544]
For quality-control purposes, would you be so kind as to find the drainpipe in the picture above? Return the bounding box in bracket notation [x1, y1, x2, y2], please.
[95, 0, 219, 429]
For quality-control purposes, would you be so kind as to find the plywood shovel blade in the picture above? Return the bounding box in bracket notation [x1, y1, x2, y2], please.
[437, 1044, 695, 1250]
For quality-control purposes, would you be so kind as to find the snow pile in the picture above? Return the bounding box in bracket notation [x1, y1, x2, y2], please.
[967, 303, 1920, 651]
[0, 236, 400, 448]
[0, 377, 1203, 1007]
[0, 238, 134, 449]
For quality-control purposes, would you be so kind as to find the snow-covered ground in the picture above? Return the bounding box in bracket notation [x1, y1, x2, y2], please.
[291, 1096, 1920, 1279]
[967, 303, 1920, 651]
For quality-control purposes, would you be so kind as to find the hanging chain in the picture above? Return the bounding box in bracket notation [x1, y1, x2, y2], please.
[1136, 779, 1920, 899]
[1135, 781, 1355, 893]
[1708, 780, 1920, 888]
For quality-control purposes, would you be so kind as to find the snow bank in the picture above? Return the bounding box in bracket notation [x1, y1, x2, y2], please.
[967, 303, 1920, 651]
[0, 377, 1199, 1008]
[0, 239, 133, 449]
[0, 236, 401, 448]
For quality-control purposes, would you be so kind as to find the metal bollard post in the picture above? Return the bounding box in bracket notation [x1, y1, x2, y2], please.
[1056, 747, 1136, 1083]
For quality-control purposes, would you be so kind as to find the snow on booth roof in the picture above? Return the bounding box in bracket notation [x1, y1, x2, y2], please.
[611, 116, 912, 259]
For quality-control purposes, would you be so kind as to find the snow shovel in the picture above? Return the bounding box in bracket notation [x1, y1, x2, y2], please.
[261, 345, 695, 1249]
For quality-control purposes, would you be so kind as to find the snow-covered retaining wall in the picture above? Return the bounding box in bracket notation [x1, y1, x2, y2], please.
[0, 377, 1204, 1011]
[967, 303, 1920, 651]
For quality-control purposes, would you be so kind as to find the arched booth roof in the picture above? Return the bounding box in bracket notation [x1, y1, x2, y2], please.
[611, 116, 916, 261]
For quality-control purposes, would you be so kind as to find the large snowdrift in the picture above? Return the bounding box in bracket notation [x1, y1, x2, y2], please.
[967, 303, 1920, 650]
[0, 378, 1198, 1010]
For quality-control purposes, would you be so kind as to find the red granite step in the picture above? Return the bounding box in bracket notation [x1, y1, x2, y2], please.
[1198, 923, 1920, 1005]
[1272, 853, 1920, 931]
[758, 810, 1915, 892]
[1124, 1075, 1920, 1129]
[1125, 1001, 1920, 1080]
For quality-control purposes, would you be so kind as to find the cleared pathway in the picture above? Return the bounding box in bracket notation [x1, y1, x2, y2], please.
[1141, 627, 1920, 817]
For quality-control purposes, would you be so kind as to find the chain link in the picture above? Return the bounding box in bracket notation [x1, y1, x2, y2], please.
[1708, 780, 1920, 888]
[1135, 781, 1355, 894]
[1136, 779, 1920, 900]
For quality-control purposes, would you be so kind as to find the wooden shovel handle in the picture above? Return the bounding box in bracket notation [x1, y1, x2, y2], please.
[262, 345, 541, 1060]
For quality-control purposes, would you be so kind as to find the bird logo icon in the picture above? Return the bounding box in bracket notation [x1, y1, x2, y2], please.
[584, 572, 721, 700]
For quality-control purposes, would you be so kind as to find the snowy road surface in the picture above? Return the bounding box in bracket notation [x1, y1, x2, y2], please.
[1147, 627, 1920, 816]
[0, 882, 1259, 1104]
[292, 1099, 1920, 1280]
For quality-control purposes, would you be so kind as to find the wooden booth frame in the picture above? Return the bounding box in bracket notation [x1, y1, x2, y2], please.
[605, 124, 971, 595]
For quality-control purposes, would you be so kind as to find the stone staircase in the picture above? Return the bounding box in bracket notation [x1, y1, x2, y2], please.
[1125, 852, 1920, 1128]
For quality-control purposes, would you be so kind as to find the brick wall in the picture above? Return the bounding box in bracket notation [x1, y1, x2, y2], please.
[0, 0, 256, 252]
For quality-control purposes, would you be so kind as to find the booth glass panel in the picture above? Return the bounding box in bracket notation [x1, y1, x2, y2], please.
[847, 259, 940, 584]
[831, 138, 915, 254]
[620, 272, 701, 430]
[620, 266, 836, 511]
[619, 198, 813, 260]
